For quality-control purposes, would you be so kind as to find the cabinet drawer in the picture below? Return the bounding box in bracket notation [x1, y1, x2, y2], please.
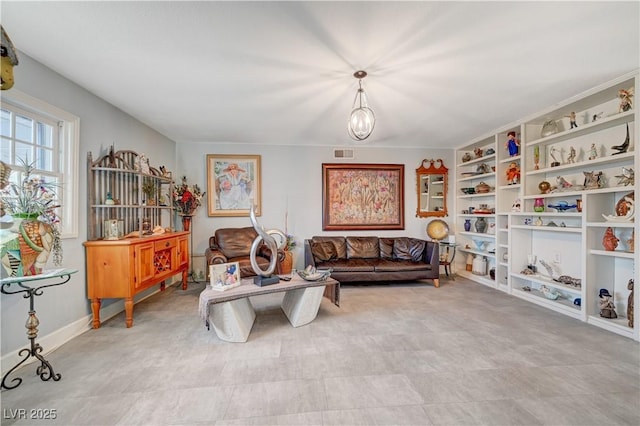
[155, 238, 176, 251]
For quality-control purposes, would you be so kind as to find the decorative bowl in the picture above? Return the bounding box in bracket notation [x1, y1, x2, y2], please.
[461, 187, 476, 194]
[298, 269, 332, 281]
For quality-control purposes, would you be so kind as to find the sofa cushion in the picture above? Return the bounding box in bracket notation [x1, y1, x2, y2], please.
[311, 241, 338, 262]
[316, 258, 376, 272]
[392, 237, 425, 262]
[346, 236, 380, 259]
[215, 227, 258, 259]
[312, 237, 346, 259]
[379, 238, 394, 259]
[375, 259, 431, 272]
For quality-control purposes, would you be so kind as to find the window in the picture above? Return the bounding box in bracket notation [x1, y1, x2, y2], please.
[1, 90, 79, 238]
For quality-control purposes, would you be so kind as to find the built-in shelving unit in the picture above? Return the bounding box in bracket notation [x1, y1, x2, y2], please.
[455, 70, 638, 340]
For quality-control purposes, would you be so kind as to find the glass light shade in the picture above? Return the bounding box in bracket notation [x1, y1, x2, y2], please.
[348, 84, 375, 141]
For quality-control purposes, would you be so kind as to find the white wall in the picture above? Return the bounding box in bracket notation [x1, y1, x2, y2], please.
[176, 143, 454, 272]
[1, 53, 456, 369]
[1, 54, 178, 360]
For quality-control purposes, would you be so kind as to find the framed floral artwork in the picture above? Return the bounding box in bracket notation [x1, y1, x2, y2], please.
[206, 154, 261, 217]
[322, 163, 405, 230]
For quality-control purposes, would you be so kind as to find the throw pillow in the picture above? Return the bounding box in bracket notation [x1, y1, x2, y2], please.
[408, 238, 426, 262]
[392, 237, 413, 260]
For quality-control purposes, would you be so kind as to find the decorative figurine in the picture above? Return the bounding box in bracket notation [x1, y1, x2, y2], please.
[592, 112, 603, 122]
[533, 146, 540, 170]
[474, 147, 483, 159]
[541, 285, 561, 300]
[538, 180, 551, 194]
[566, 111, 578, 129]
[485, 147, 495, 156]
[588, 143, 598, 160]
[615, 167, 634, 186]
[506, 162, 520, 185]
[511, 198, 521, 212]
[583, 171, 603, 189]
[628, 279, 634, 328]
[602, 227, 619, 251]
[628, 229, 635, 253]
[549, 147, 560, 167]
[535, 216, 543, 226]
[611, 124, 630, 155]
[105, 191, 115, 205]
[556, 176, 573, 189]
[462, 152, 472, 163]
[599, 289, 617, 319]
[505, 131, 519, 157]
[567, 146, 576, 163]
[618, 87, 634, 113]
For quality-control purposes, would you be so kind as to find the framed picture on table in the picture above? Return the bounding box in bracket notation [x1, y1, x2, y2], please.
[207, 154, 261, 217]
[209, 262, 241, 291]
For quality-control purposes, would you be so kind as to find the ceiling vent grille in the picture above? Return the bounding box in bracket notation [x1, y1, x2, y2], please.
[333, 149, 354, 159]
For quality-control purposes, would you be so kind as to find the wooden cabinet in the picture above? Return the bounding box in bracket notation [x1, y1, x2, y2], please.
[84, 232, 189, 328]
[85, 147, 189, 328]
[455, 70, 638, 341]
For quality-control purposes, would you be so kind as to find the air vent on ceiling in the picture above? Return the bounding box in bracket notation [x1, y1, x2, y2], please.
[333, 149, 354, 159]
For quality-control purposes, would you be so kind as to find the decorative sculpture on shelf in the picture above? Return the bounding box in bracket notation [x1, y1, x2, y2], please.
[505, 131, 519, 157]
[541, 285, 561, 300]
[547, 201, 577, 212]
[249, 203, 285, 286]
[506, 162, 520, 185]
[549, 147, 561, 167]
[611, 124, 630, 155]
[602, 227, 619, 251]
[602, 195, 635, 222]
[618, 87, 633, 113]
[615, 167, 634, 186]
[588, 143, 598, 160]
[565, 111, 578, 129]
[582, 171, 603, 190]
[598, 289, 617, 319]
[567, 146, 576, 163]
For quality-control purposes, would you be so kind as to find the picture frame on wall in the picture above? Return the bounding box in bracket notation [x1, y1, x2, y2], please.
[206, 154, 261, 217]
[322, 163, 405, 230]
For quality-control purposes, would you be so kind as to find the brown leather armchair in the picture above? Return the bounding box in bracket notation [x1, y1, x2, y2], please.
[205, 227, 283, 279]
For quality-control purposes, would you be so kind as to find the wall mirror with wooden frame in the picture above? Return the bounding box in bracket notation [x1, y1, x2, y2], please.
[416, 159, 448, 217]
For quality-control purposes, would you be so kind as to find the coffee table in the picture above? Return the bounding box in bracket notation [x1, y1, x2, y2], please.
[198, 275, 340, 342]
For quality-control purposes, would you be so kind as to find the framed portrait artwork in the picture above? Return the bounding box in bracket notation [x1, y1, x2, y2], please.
[206, 154, 261, 217]
[322, 163, 405, 230]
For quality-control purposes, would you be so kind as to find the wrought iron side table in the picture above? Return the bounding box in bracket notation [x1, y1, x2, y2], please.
[438, 242, 458, 279]
[1, 269, 77, 390]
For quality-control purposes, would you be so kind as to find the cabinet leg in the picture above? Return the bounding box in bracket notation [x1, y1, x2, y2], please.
[124, 298, 134, 328]
[91, 298, 101, 329]
[160, 280, 166, 291]
[182, 268, 188, 290]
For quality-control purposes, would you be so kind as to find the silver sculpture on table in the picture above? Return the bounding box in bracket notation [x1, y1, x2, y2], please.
[249, 203, 286, 286]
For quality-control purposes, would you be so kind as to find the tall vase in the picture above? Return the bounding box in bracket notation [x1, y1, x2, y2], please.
[464, 219, 471, 232]
[279, 250, 293, 275]
[181, 215, 192, 232]
[475, 217, 487, 233]
[1, 214, 54, 277]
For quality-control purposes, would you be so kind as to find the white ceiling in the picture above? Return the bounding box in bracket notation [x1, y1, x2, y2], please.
[2, 1, 639, 149]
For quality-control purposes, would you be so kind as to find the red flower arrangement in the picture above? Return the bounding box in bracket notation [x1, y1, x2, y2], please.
[172, 176, 204, 216]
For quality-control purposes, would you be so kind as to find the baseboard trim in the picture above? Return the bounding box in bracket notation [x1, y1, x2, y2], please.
[1, 280, 180, 377]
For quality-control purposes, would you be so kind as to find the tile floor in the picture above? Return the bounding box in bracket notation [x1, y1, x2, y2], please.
[1, 276, 639, 425]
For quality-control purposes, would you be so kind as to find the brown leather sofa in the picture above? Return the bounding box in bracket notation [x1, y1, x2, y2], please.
[205, 227, 283, 279]
[304, 236, 440, 287]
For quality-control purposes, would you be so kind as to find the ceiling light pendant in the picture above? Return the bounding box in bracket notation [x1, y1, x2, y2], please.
[348, 70, 375, 141]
